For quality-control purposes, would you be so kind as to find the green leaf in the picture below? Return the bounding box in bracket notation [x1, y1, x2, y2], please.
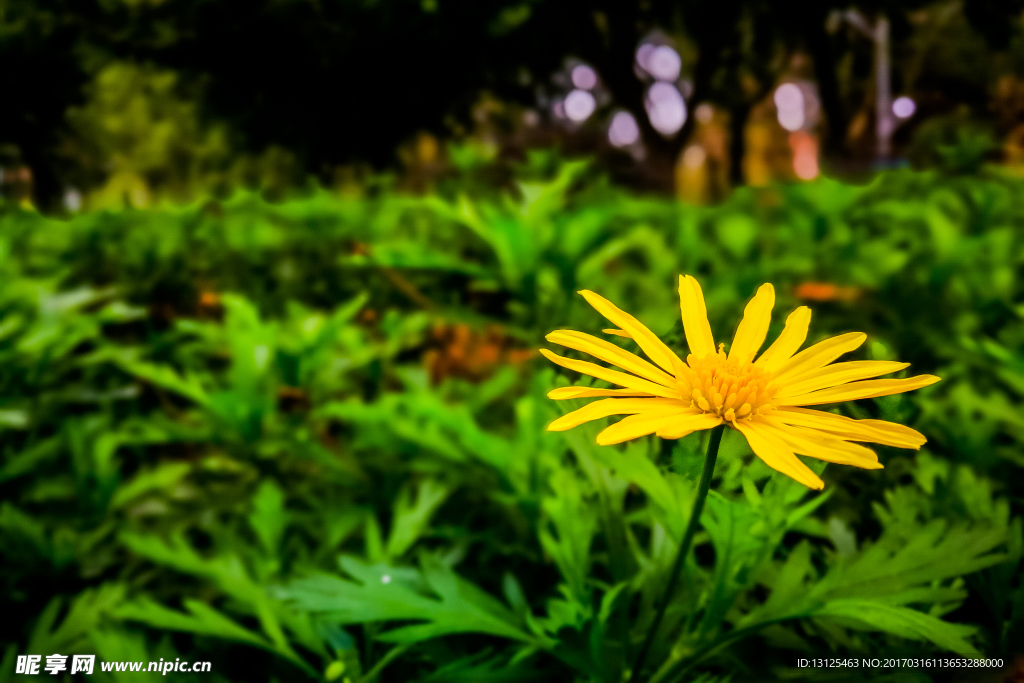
[820, 520, 1008, 600]
[283, 556, 540, 646]
[565, 429, 688, 542]
[109, 462, 191, 510]
[811, 600, 978, 655]
[0, 409, 28, 429]
[0, 435, 62, 483]
[249, 480, 288, 557]
[26, 584, 128, 655]
[88, 629, 154, 682]
[413, 650, 543, 683]
[114, 357, 210, 407]
[113, 597, 270, 649]
[386, 478, 451, 560]
[538, 468, 598, 603]
[117, 532, 322, 671]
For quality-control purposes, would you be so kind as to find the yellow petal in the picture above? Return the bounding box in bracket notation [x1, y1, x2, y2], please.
[772, 407, 927, 449]
[656, 413, 723, 439]
[548, 397, 688, 431]
[603, 328, 630, 338]
[859, 419, 928, 447]
[733, 419, 825, 490]
[755, 306, 811, 372]
[579, 290, 682, 374]
[757, 416, 882, 469]
[772, 332, 867, 384]
[678, 275, 716, 357]
[774, 361, 910, 398]
[596, 411, 693, 445]
[546, 330, 677, 387]
[774, 375, 941, 407]
[539, 349, 682, 399]
[548, 386, 655, 400]
[729, 283, 775, 365]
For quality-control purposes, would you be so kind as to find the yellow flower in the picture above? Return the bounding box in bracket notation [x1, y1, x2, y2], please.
[542, 275, 940, 490]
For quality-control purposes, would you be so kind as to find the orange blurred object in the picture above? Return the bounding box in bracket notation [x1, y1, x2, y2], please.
[424, 322, 534, 383]
[1009, 655, 1024, 683]
[794, 282, 862, 302]
[789, 131, 820, 180]
[198, 291, 221, 308]
[675, 103, 731, 205]
[277, 386, 310, 412]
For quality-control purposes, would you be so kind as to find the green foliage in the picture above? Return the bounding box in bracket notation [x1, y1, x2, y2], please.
[1, 161, 1021, 682]
[56, 59, 309, 210]
[907, 111, 998, 175]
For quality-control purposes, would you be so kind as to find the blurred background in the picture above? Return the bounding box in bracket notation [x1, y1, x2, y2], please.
[2, 2, 1024, 682]
[5, 0, 1024, 208]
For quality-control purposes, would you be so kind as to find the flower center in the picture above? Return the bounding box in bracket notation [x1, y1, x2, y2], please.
[677, 344, 777, 423]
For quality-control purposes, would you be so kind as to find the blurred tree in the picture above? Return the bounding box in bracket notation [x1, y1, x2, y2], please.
[2, 0, 1024, 205]
[58, 60, 304, 208]
[60, 61, 229, 207]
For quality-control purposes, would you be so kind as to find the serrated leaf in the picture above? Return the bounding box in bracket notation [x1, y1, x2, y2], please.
[109, 462, 191, 510]
[538, 468, 597, 603]
[249, 480, 287, 557]
[112, 596, 270, 649]
[282, 556, 540, 646]
[114, 358, 210, 407]
[26, 584, 127, 655]
[386, 478, 451, 560]
[811, 600, 978, 655]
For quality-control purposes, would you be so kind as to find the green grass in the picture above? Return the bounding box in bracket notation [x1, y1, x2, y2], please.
[0, 157, 1021, 682]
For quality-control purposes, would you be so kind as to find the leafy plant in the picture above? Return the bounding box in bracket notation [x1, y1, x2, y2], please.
[1, 159, 1021, 681]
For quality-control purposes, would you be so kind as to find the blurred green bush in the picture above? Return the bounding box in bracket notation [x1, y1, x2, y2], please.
[57, 61, 307, 210]
[0, 159, 1021, 682]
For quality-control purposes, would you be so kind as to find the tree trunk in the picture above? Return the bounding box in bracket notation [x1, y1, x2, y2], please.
[804, 13, 848, 157]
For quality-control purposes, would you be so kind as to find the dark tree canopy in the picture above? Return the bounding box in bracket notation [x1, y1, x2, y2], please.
[2, 0, 1022, 205]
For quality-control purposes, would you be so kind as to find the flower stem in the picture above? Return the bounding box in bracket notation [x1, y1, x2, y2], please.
[628, 424, 725, 682]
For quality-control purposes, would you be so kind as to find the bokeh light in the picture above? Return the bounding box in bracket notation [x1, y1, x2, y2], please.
[608, 110, 641, 147]
[694, 103, 714, 124]
[774, 83, 805, 132]
[571, 64, 598, 91]
[647, 46, 681, 82]
[790, 132, 819, 180]
[63, 188, 82, 212]
[682, 145, 707, 169]
[645, 82, 687, 136]
[635, 43, 656, 75]
[564, 89, 597, 122]
[892, 96, 916, 119]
